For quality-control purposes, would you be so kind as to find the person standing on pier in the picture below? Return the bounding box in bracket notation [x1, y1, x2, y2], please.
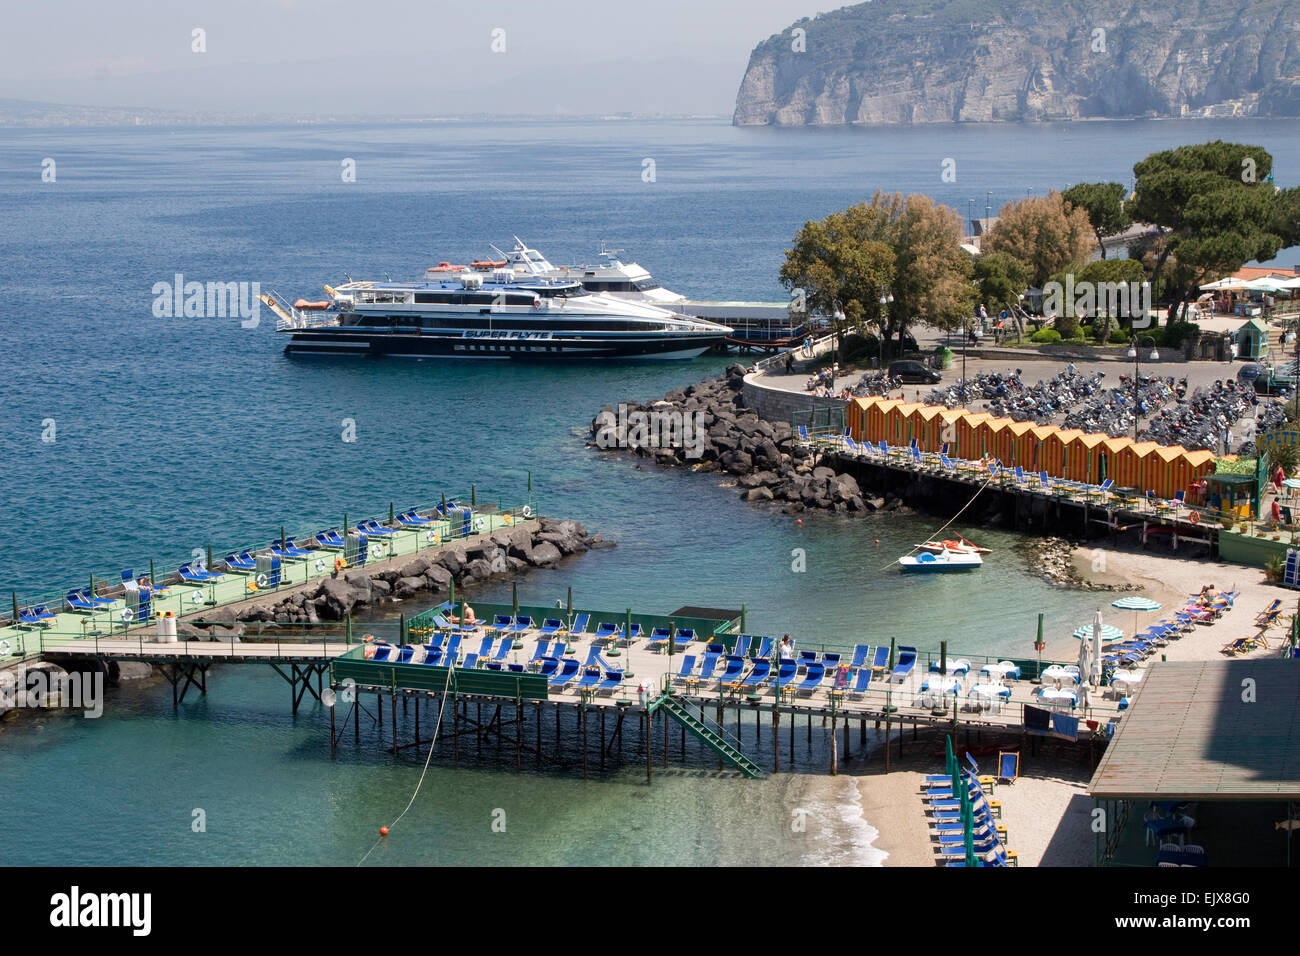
[779, 635, 795, 661]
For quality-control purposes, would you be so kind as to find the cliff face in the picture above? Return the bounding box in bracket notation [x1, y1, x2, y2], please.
[733, 0, 1300, 125]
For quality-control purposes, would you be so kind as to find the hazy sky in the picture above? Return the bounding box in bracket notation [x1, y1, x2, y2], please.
[0, 0, 823, 115]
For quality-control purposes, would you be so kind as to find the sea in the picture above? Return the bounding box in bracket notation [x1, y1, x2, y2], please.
[0, 117, 1296, 866]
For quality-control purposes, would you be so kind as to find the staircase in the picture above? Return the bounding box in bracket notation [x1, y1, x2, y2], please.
[648, 693, 766, 778]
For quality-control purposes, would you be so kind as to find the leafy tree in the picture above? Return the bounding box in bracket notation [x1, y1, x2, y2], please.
[892, 194, 975, 342]
[1062, 182, 1132, 258]
[1271, 186, 1300, 248]
[780, 192, 972, 359]
[981, 191, 1096, 287]
[1127, 141, 1285, 321]
[779, 206, 896, 359]
[973, 251, 1030, 312]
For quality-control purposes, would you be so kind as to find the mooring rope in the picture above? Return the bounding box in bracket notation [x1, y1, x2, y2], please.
[873, 469, 997, 573]
[356, 655, 457, 866]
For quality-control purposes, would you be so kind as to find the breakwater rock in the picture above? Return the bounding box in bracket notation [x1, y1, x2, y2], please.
[187, 518, 612, 630]
[589, 364, 887, 516]
[1028, 537, 1141, 592]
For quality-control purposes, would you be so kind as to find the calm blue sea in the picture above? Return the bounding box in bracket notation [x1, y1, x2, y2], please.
[0, 117, 1295, 865]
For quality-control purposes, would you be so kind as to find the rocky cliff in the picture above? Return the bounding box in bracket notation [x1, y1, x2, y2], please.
[733, 0, 1300, 125]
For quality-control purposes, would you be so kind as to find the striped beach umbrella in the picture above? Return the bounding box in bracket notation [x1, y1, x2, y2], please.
[1111, 596, 1161, 611]
[1071, 623, 1124, 641]
[1112, 596, 1161, 643]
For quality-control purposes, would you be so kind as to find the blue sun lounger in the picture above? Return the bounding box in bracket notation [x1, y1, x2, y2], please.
[370, 644, 394, 662]
[648, 627, 672, 650]
[753, 636, 774, 659]
[396, 510, 433, 527]
[594, 621, 620, 642]
[314, 529, 345, 549]
[271, 541, 309, 560]
[849, 644, 871, 669]
[225, 551, 257, 572]
[565, 613, 590, 635]
[675, 628, 696, 647]
[796, 662, 825, 695]
[771, 659, 798, 691]
[890, 646, 917, 683]
[575, 666, 602, 692]
[539, 618, 563, 636]
[699, 650, 721, 680]
[474, 635, 495, 658]
[718, 655, 746, 687]
[671, 655, 697, 684]
[491, 637, 514, 662]
[179, 563, 222, 583]
[528, 640, 552, 664]
[490, 614, 514, 631]
[538, 657, 562, 679]
[822, 652, 841, 670]
[439, 635, 462, 665]
[847, 667, 873, 699]
[597, 670, 625, 694]
[549, 659, 581, 686]
[506, 616, 533, 633]
[19, 605, 57, 627]
[741, 659, 772, 687]
[733, 634, 752, 658]
[66, 589, 114, 612]
[396, 645, 415, 664]
[358, 519, 395, 537]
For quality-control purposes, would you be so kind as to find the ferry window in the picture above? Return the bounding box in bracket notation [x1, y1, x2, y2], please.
[634, 279, 661, 291]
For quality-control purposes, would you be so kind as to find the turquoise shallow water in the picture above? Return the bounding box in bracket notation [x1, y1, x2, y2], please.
[2, 117, 1296, 864]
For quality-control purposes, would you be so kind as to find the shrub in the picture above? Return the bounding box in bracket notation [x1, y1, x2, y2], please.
[1109, 328, 1130, 344]
[1161, 321, 1200, 349]
[1031, 329, 1062, 344]
[1054, 312, 1080, 339]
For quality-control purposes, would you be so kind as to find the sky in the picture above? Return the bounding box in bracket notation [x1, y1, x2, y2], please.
[0, 0, 825, 116]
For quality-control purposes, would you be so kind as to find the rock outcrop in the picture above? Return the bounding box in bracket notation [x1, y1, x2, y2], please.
[589, 364, 886, 517]
[203, 518, 613, 627]
[734, 0, 1300, 126]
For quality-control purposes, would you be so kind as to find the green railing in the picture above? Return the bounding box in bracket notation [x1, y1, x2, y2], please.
[409, 602, 739, 644]
[330, 644, 550, 700]
[28, 620, 395, 660]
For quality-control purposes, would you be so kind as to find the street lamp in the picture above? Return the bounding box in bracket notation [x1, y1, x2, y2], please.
[1127, 335, 1159, 441]
[879, 292, 894, 360]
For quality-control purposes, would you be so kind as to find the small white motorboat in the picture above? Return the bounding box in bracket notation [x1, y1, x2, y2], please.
[899, 550, 983, 573]
[916, 534, 992, 555]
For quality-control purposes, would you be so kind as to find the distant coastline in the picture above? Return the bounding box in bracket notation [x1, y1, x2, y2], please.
[0, 98, 730, 129]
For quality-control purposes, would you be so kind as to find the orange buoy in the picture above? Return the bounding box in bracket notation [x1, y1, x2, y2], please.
[875, 539, 880, 545]
[796, 519, 803, 526]
[379, 826, 389, 836]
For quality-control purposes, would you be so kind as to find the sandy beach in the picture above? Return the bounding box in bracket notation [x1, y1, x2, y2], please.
[851, 541, 1292, 867]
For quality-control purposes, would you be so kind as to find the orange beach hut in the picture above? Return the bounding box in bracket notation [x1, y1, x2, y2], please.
[1113, 441, 1159, 491]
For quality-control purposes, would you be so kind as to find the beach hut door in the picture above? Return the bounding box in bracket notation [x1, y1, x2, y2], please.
[1098, 453, 1108, 483]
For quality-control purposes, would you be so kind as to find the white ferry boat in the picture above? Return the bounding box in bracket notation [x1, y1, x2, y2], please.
[264, 270, 730, 360]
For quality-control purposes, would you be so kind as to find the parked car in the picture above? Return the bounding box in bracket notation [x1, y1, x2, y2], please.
[888, 360, 942, 384]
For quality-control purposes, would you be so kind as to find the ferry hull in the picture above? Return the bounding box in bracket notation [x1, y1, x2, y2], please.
[281, 330, 726, 361]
